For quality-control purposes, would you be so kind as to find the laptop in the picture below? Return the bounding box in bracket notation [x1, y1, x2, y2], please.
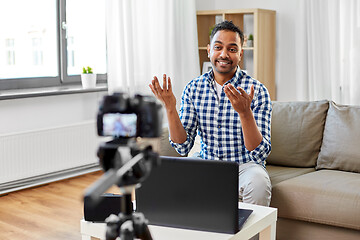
[135, 156, 253, 234]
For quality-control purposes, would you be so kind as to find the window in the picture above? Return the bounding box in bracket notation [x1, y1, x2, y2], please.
[65, 0, 107, 77]
[0, 0, 107, 90]
[5, 39, 15, 66]
[32, 38, 44, 66]
[67, 37, 75, 68]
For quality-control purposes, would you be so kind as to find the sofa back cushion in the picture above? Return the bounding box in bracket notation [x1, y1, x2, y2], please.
[316, 101, 360, 173]
[267, 101, 329, 167]
[137, 127, 182, 157]
[159, 127, 183, 157]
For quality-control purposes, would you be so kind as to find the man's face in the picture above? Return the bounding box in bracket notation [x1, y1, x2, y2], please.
[207, 30, 243, 77]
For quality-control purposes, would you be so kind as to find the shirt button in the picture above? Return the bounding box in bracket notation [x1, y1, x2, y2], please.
[218, 125, 221, 128]
[219, 143, 222, 147]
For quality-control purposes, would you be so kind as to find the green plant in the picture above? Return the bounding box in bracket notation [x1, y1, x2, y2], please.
[82, 66, 93, 74]
[209, 25, 216, 37]
[248, 34, 254, 41]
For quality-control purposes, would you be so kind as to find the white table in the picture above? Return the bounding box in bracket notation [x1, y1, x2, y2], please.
[80, 202, 277, 240]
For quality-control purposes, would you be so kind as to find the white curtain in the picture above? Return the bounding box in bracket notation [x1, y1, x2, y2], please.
[296, 0, 360, 105]
[105, 0, 200, 106]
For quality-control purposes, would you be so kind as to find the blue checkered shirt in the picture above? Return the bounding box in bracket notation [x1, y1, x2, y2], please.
[170, 67, 272, 167]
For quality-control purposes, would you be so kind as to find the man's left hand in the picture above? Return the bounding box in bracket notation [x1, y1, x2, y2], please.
[224, 84, 254, 116]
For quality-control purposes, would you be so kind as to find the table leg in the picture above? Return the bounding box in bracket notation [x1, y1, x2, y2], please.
[259, 222, 276, 240]
[81, 234, 92, 240]
[81, 234, 103, 240]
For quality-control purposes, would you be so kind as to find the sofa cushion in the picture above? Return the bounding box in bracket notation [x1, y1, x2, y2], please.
[316, 102, 360, 173]
[266, 165, 315, 186]
[267, 101, 329, 167]
[271, 170, 360, 230]
[276, 218, 360, 240]
[159, 127, 182, 157]
[137, 127, 182, 157]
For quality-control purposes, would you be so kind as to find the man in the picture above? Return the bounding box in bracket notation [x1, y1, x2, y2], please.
[149, 21, 272, 206]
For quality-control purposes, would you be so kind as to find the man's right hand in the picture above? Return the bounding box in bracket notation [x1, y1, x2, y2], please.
[149, 74, 187, 144]
[149, 74, 176, 110]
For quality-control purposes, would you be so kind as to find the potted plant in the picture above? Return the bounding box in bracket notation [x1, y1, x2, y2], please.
[247, 34, 254, 47]
[81, 66, 97, 89]
[209, 25, 215, 37]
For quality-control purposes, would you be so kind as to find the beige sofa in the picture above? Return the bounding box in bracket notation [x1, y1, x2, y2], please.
[149, 100, 360, 240]
[267, 100, 360, 240]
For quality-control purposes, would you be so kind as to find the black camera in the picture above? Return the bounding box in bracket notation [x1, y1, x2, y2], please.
[97, 92, 163, 138]
[96, 92, 163, 173]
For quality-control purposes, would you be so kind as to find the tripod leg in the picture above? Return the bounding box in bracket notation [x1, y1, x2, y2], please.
[120, 220, 135, 240]
[133, 212, 153, 240]
[105, 214, 121, 240]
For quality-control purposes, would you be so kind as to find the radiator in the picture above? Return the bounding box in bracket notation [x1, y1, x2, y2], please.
[0, 121, 104, 194]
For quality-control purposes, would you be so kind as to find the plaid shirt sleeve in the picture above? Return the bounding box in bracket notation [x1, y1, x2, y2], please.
[246, 83, 272, 165]
[169, 81, 198, 156]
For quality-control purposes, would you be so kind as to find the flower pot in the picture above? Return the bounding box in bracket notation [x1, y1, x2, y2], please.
[81, 73, 97, 89]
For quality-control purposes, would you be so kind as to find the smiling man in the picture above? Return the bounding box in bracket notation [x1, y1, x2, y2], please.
[149, 21, 272, 206]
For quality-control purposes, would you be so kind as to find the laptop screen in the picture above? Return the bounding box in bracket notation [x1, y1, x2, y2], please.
[135, 156, 240, 233]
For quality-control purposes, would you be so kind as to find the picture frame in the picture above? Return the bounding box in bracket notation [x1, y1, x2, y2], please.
[202, 62, 212, 74]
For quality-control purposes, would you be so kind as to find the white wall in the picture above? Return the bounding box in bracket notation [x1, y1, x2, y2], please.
[196, 0, 300, 101]
[0, 92, 105, 135]
[0, 91, 107, 189]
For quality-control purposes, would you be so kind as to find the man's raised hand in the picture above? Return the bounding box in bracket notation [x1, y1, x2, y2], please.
[149, 74, 176, 110]
[224, 84, 255, 117]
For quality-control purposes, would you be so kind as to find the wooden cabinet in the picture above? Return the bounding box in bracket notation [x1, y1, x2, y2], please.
[196, 9, 276, 99]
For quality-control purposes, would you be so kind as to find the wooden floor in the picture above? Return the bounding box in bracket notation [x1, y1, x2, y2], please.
[0, 171, 116, 240]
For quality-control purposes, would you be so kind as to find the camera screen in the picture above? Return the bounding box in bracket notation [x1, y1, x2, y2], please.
[103, 113, 137, 137]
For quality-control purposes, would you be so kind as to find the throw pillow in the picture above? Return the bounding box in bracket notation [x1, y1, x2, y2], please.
[316, 101, 360, 173]
[267, 100, 329, 167]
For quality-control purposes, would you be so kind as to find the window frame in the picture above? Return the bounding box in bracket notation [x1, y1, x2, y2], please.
[0, 0, 107, 91]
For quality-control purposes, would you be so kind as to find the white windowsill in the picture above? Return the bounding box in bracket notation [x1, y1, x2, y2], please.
[0, 83, 108, 100]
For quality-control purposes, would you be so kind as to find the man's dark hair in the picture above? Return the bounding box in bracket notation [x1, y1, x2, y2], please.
[210, 20, 244, 45]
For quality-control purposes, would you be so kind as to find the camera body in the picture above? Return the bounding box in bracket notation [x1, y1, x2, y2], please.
[97, 92, 163, 139]
[96, 92, 163, 174]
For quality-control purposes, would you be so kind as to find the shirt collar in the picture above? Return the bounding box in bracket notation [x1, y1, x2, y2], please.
[206, 66, 243, 85]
